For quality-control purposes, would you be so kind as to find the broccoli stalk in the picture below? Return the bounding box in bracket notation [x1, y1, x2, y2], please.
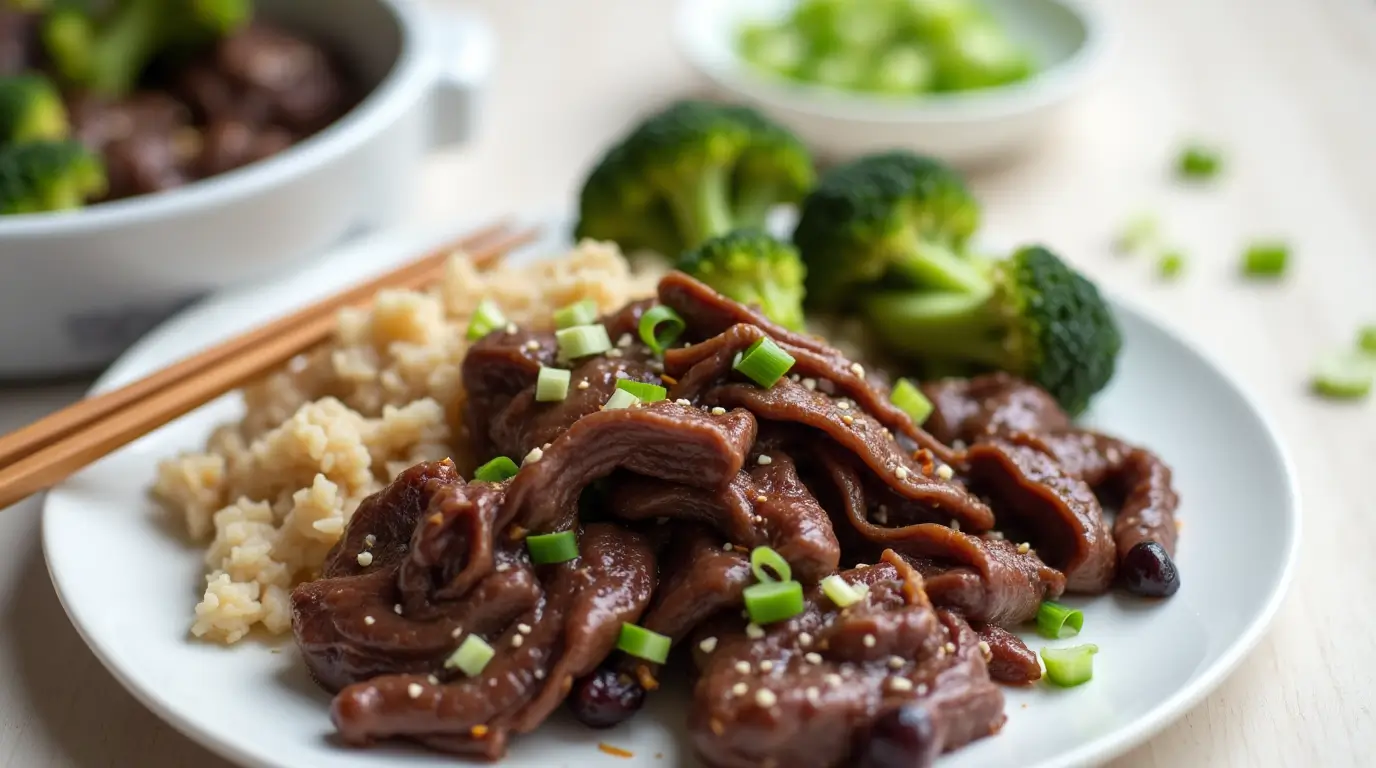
[576, 100, 815, 257]
[863, 245, 1122, 415]
[0, 74, 69, 143]
[0, 139, 107, 213]
[677, 229, 808, 330]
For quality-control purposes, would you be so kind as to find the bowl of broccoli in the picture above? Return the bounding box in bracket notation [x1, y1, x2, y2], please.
[674, 0, 1111, 164]
[0, 0, 494, 377]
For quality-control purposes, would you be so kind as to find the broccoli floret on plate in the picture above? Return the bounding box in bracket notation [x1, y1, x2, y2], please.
[0, 139, 107, 213]
[677, 228, 807, 330]
[0, 73, 69, 143]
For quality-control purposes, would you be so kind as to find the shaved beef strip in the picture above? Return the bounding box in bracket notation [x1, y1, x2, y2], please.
[920, 373, 1071, 447]
[972, 623, 1041, 685]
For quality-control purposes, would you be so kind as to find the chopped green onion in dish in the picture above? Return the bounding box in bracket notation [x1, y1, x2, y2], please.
[1116, 212, 1160, 254]
[556, 323, 612, 359]
[1158, 251, 1186, 280]
[526, 531, 579, 565]
[1358, 325, 1376, 355]
[1040, 643, 1099, 687]
[1241, 241, 1289, 278]
[733, 337, 795, 388]
[472, 456, 519, 483]
[638, 305, 685, 356]
[615, 379, 667, 402]
[1177, 143, 1223, 180]
[553, 299, 599, 330]
[535, 366, 571, 402]
[820, 574, 864, 608]
[750, 546, 792, 583]
[891, 378, 934, 425]
[466, 300, 507, 341]
[445, 634, 495, 677]
[1034, 601, 1084, 640]
[617, 623, 671, 664]
[603, 389, 640, 410]
[743, 580, 805, 625]
[1310, 353, 1373, 401]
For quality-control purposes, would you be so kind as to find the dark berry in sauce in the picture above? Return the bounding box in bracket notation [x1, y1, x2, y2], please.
[857, 704, 940, 768]
[568, 666, 645, 729]
[1121, 541, 1181, 597]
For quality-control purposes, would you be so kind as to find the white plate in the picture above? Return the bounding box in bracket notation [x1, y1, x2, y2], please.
[43, 219, 1300, 768]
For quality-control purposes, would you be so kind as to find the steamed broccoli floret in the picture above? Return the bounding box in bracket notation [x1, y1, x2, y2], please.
[575, 99, 815, 257]
[43, 0, 252, 97]
[863, 244, 1122, 415]
[792, 150, 984, 308]
[0, 74, 69, 143]
[677, 229, 807, 330]
[0, 139, 106, 213]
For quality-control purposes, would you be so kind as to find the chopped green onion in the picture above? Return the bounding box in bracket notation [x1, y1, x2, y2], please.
[750, 546, 792, 583]
[556, 324, 612, 359]
[535, 366, 571, 402]
[553, 299, 599, 330]
[615, 379, 667, 402]
[821, 574, 863, 608]
[743, 580, 805, 625]
[526, 531, 579, 564]
[638, 305, 685, 356]
[1177, 144, 1223, 180]
[1310, 353, 1373, 400]
[445, 634, 495, 677]
[603, 389, 640, 410]
[472, 456, 519, 483]
[1040, 644, 1099, 687]
[466, 300, 507, 341]
[1158, 251, 1186, 280]
[732, 337, 795, 388]
[1242, 241, 1289, 278]
[1035, 601, 1084, 639]
[1116, 212, 1160, 254]
[891, 378, 933, 425]
[616, 623, 671, 664]
[1358, 326, 1376, 355]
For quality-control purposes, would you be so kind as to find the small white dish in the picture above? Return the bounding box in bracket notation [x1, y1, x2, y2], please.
[675, 0, 1111, 164]
[43, 218, 1299, 768]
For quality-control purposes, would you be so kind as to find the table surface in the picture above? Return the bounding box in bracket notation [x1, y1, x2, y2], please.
[2, 0, 1374, 765]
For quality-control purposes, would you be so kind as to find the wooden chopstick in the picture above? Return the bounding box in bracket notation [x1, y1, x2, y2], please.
[0, 223, 541, 510]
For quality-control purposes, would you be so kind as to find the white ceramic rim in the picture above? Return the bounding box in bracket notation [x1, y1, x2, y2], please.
[674, 0, 1114, 125]
[0, 0, 434, 241]
[39, 224, 1302, 768]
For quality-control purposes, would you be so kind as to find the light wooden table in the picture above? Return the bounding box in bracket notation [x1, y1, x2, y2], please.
[1, 0, 1373, 765]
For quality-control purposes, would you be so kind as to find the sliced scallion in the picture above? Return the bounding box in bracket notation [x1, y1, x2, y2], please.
[526, 531, 579, 564]
[1310, 353, 1373, 400]
[445, 634, 495, 677]
[749, 546, 791, 583]
[638, 305, 685, 356]
[603, 389, 640, 410]
[1177, 144, 1223, 180]
[891, 378, 933, 425]
[466, 300, 507, 341]
[732, 337, 794, 388]
[615, 379, 667, 402]
[821, 574, 863, 608]
[1040, 644, 1099, 687]
[553, 299, 599, 330]
[743, 580, 804, 625]
[535, 366, 571, 402]
[556, 324, 612, 360]
[1116, 212, 1160, 254]
[472, 456, 519, 483]
[1158, 251, 1186, 280]
[616, 623, 671, 664]
[1035, 601, 1084, 639]
[1358, 325, 1376, 355]
[1242, 241, 1289, 278]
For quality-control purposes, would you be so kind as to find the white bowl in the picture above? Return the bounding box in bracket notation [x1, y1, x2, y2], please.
[674, 0, 1111, 165]
[0, 0, 495, 378]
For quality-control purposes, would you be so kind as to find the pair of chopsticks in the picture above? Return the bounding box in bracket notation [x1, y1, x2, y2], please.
[0, 220, 541, 510]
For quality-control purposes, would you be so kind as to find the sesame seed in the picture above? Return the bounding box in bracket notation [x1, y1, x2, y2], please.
[675, 398, 691, 406]
[842, 415, 855, 425]
[950, 519, 961, 532]
[755, 689, 778, 707]
[732, 682, 749, 696]
[896, 467, 910, 480]
[759, 660, 775, 672]
[937, 464, 955, 480]
[496, 563, 510, 572]
[617, 333, 633, 348]
[757, 454, 773, 465]
[978, 641, 991, 658]
[873, 507, 888, 525]
[363, 615, 375, 626]
[524, 339, 540, 351]
[488, 678, 498, 687]
[944, 642, 956, 654]
[855, 563, 870, 569]
[805, 652, 823, 665]
[862, 634, 876, 648]
[888, 656, 905, 669]
[802, 378, 817, 391]
[428, 674, 440, 685]
[577, 380, 590, 390]
[888, 677, 914, 692]
[735, 661, 752, 675]
[363, 534, 376, 547]
[723, 543, 734, 551]
[356, 551, 374, 567]
[798, 632, 813, 647]
[699, 637, 719, 653]
[512, 635, 525, 648]
[542, 442, 551, 450]
[517, 623, 532, 635]
[451, 626, 463, 638]
[917, 683, 929, 696]
[614, 369, 629, 379]
[837, 401, 850, 410]
[534, 669, 546, 680]
[407, 683, 423, 699]
[524, 447, 544, 464]
[1017, 542, 1031, 554]
[756, 495, 768, 504]
[711, 406, 726, 415]
[988, 530, 1005, 541]
[953, 440, 967, 451]
[824, 673, 843, 686]
[393, 603, 403, 615]
[746, 623, 765, 640]
[606, 348, 623, 358]
[806, 686, 821, 704]
[504, 323, 517, 335]
[851, 363, 865, 378]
